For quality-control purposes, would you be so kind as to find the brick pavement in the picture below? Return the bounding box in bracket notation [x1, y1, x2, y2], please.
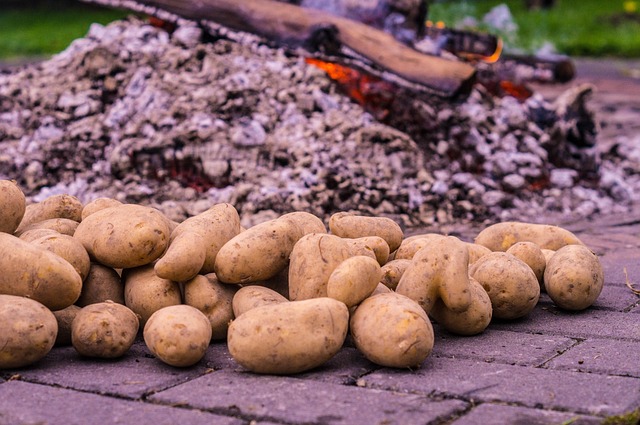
[1, 213, 640, 425]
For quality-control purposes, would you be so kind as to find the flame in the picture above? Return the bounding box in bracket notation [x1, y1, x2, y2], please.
[305, 58, 395, 120]
[482, 37, 503, 64]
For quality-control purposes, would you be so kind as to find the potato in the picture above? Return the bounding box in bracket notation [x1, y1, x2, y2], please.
[0, 180, 26, 234]
[214, 216, 302, 284]
[184, 273, 238, 340]
[15, 218, 79, 238]
[76, 263, 124, 307]
[279, 211, 326, 235]
[396, 235, 472, 314]
[232, 285, 289, 317]
[16, 194, 83, 234]
[0, 295, 57, 369]
[228, 297, 349, 374]
[466, 243, 492, 264]
[430, 277, 492, 336]
[72, 301, 139, 358]
[155, 203, 241, 282]
[0, 233, 82, 311]
[393, 234, 443, 260]
[288, 233, 351, 301]
[329, 212, 403, 252]
[327, 256, 381, 308]
[345, 236, 390, 265]
[380, 259, 412, 290]
[507, 241, 546, 288]
[18, 228, 60, 242]
[81, 197, 123, 220]
[541, 249, 556, 263]
[370, 282, 392, 296]
[544, 245, 604, 311]
[74, 204, 171, 269]
[470, 252, 540, 320]
[123, 264, 182, 326]
[474, 221, 584, 251]
[350, 292, 433, 368]
[53, 305, 81, 346]
[30, 233, 91, 281]
[144, 305, 212, 367]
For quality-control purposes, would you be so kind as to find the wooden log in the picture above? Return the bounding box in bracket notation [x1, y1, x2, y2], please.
[82, 0, 476, 98]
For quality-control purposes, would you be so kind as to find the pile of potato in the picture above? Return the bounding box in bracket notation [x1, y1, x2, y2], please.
[0, 179, 604, 373]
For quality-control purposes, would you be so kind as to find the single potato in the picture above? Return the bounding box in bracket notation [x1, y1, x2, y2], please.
[123, 264, 182, 326]
[326, 255, 381, 308]
[0, 180, 26, 234]
[81, 197, 123, 220]
[184, 273, 238, 340]
[430, 277, 492, 336]
[507, 241, 546, 289]
[30, 233, 91, 281]
[76, 263, 124, 306]
[53, 305, 81, 346]
[474, 221, 584, 251]
[232, 285, 289, 317]
[380, 259, 412, 290]
[15, 194, 83, 234]
[329, 212, 403, 252]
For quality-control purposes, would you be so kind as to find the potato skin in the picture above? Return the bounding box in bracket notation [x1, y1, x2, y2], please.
[53, 305, 81, 346]
[144, 305, 212, 367]
[184, 273, 238, 340]
[0, 295, 58, 369]
[288, 233, 351, 301]
[430, 277, 492, 336]
[0, 180, 26, 234]
[76, 263, 124, 307]
[74, 204, 171, 269]
[327, 256, 381, 308]
[0, 233, 82, 311]
[232, 285, 289, 317]
[81, 197, 123, 220]
[123, 264, 182, 326]
[470, 252, 540, 320]
[350, 293, 434, 368]
[15, 218, 79, 238]
[345, 236, 390, 265]
[72, 302, 139, 358]
[380, 259, 412, 290]
[507, 241, 546, 288]
[30, 233, 91, 281]
[329, 212, 403, 252]
[544, 245, 604, 311]
[474, 221, 584, 251]
[393, 234, 443, 260]
[228, 297, 349, 374]
[16, 194, 83, 234]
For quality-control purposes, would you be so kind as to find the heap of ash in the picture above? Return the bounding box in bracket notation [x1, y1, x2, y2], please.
[0, 18, 637, 226]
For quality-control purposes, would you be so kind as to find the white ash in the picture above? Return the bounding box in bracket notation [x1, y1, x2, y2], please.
[0, 18, 633, 226]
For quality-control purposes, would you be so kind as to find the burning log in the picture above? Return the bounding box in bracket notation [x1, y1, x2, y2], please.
[81, 0, 476, 98]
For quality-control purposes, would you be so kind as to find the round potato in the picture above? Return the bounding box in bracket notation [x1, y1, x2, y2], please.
[326, 256, 381, 308]
[184, 273, 238, 340]
[53, 305, 81, 346]
[0, 180, 26, 234]
[16, 194, 83, 234]
[232, 285, 289, 317]
[544, 245, 604, 311]
[507, 241, 546, 288]
[0, 295, 58, 369]
[470, 252, 540, 320]
[72, 302, 139, 358]
[430, 277, 492, 336]
[76, 263, 124, 307]
[329, 212, 403, 252]
[228, 297, 349, 374]
[0, 233, 82, 311]
[380, 259, 412, 290]
[350, 292, 434, 368]
[123, 264, 182, 327]
[74, 204, 171, 269]
[466, 243, 492, 265]
[144, 305, 212, 367]
[81, 197, 123, 220]
[31, 233, 91, 281]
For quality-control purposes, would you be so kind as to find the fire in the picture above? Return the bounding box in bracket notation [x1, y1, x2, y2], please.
[305, 58, 395, 120]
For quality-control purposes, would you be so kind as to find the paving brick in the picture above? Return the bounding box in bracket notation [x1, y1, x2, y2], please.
[546, 339, 640, 378]
[431, 327, 575, 366]
[0, 380, 242, 425]
[0, 340, 211, 398]
[449, 403, 602, 425]
[490, 304, 640, 341]
[149, 370, 468, 424]
[537, 284, 640, 312]
[598, 248, 640, 286]
[362, 356, 640, 416]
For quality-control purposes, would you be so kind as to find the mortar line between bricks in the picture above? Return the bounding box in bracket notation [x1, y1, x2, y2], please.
[536, 337, 585, 369]
[623, 299, 640, 313]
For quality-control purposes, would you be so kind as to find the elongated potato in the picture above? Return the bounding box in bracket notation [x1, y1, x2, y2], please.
[393, 234, 443, 260]
[184, 273, 238, 340]
[288, 233, 351, 301]
[544, 245, 604, 311]
[344, 236, 390, 265]
[15, 218, 79, 238]
[0, 295, 58, 369]
[0, 180, 26, 234]
[326, 256, 381, 308]
[470, 252, 540, 320]
[279, 211, 326, 235]
[72, 301, 139, 358]
[430, 277, 492, 336]
[16, 194, 83, 234]
[76, 263, 124, 306]
[123, 264, 182, 326]
[232, 285, 289, 317]
[329, 212, 403, 252]
[75, 204, 171, 269]
[396, 235, 472, 314]
[475, 221, 584, 251]
[144, 305, 212, 367]
[380, 259, 412, 290]
[228, 297, 349, 374]
[350, 292, 433, 368]
[0, 233, 82, 311]
[155, 203, 241, 282]
[30, 233, 91, 281]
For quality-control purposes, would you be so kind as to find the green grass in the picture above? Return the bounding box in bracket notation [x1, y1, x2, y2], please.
[429, 0, 640, 57]
[0, 5, 129, 61]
